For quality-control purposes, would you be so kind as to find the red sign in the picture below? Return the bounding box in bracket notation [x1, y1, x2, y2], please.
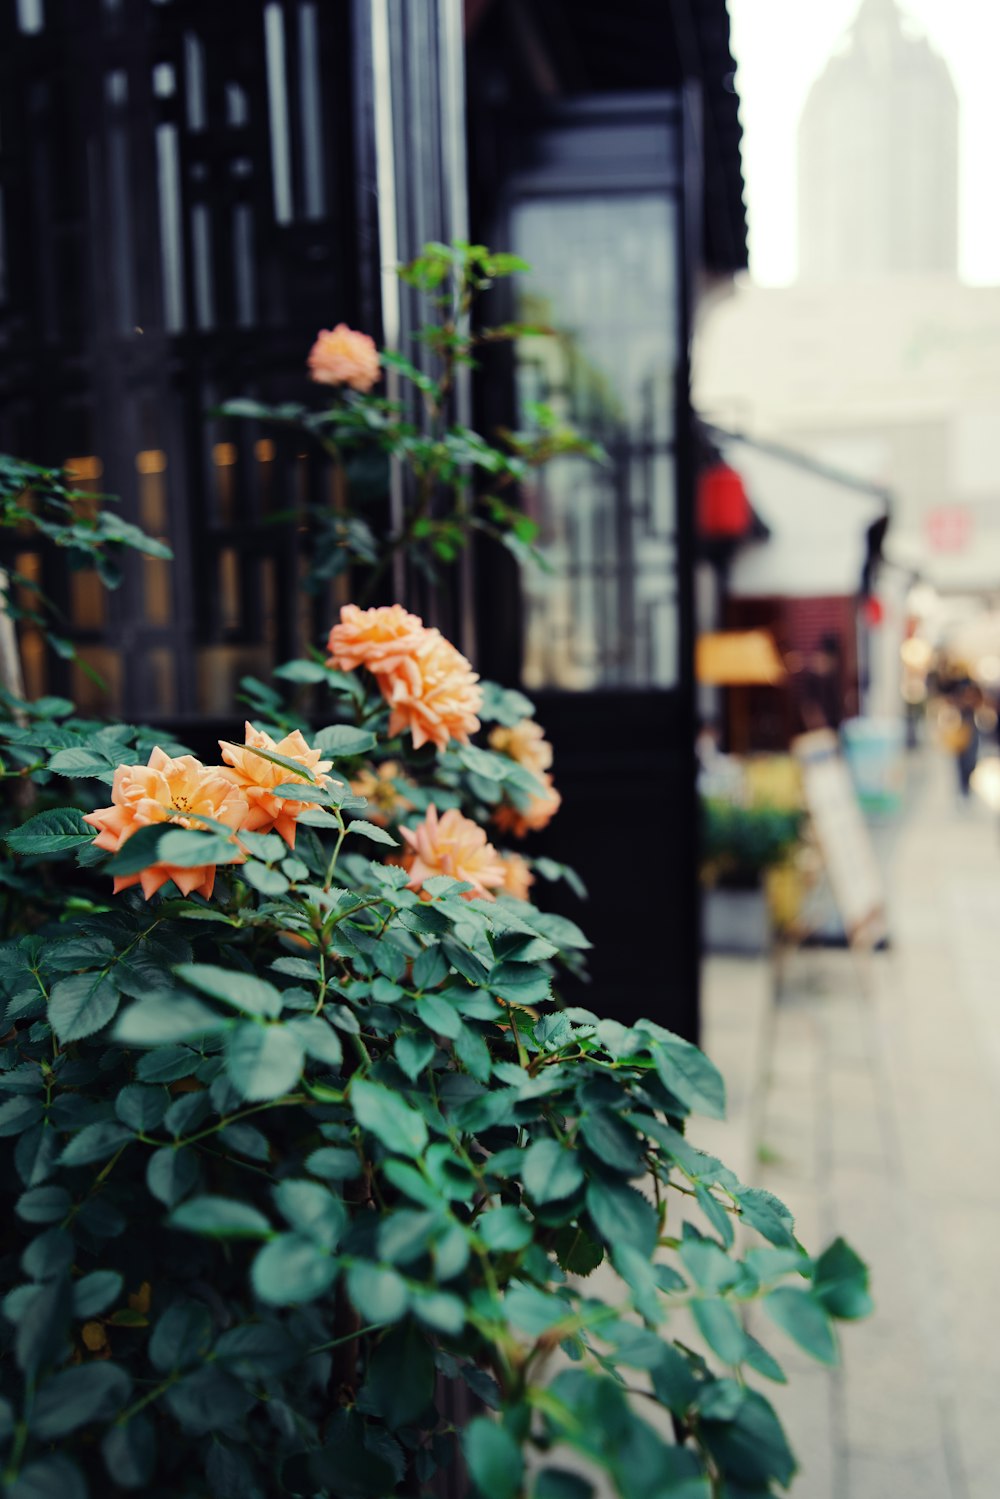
[926, 507, 972, 553]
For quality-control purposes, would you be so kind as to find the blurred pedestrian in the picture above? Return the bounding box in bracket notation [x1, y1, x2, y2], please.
[953, 681, 981, 798]
[799, 634, 843, 732]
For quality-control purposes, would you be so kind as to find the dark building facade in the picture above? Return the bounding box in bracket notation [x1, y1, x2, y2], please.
[0, 0, 747, 1039]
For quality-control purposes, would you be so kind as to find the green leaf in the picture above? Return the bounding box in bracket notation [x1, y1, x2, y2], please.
[579, 1110, 645, 1176]
[155, 828, 243, 868]
[164, 1365, 254, 1435]
[286, 1015, 343, 1069]
[252, 1234, 337, 1306]
[72, 1270, 123, 1318]
[650, 1033, 726, 1120]
[175, 963, 283, 1018]
[273, 1179, 346, 1250]
[59, 1121, 132, 1166]
[0, 1095, 44, 1138]
[416, 992, 463, 1039]
[47, 746, 119, 778]
[345, 1262, 409, 1325]
[314, 725, 378, 756]
[15, 1279, 72, 1377]
[691, 1298, 748, 1366]
[31, 1362, 131, 1438]
[114, 994, 231, 1046]
[699, 1388, 796, 1488]
[737, 1186, 796, 1248]
[47, 972, 119, 1043]
[5, 808, 94, 855]
[763, 1287, 838, 1365]
[9, 1455, 88, 1499]
[812, 1236, 872, 1320]
[101, 1414, 156, 1490]
[240, 861, 290, 896]
[412, 945, 449, 991]
[346, 819, 398, 846]
[237, 742, 318, 783]
[214, 1323, 300, 1377]
[16, 1185, 71, 1225]
[586, 1177, 658, 1255]
[351, 1078, 428, 1159]
[169, 1195, 272, 1239]
[306, 1145, 362, 1181]
[394, 1031, 437, 1080]
[115, 1083, 169, 1132]
[522, 1137, 583, 1204]
[478, 1206, 533, 1253]
[150, 1298, 214, 1372]
[272, 658, 331, 683]
[463, 1416, 523, 1499]
[146, 1147, 199, 1207]
[225, 1022, 305, 1101]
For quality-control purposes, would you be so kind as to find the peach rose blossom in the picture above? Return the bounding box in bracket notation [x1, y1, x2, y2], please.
[220, 723, 337, 848]
[382, 629, 482, 751]
[350, 760, 413, 827]
[492, 773, 562, 839]
[500, 851, 535, 902]
[84, 748, 249, 901]
[399, 804, 506, 901]
[326, 603, 427, 677]
[488, 718, 553, 779]
[307, 324, 380, 392]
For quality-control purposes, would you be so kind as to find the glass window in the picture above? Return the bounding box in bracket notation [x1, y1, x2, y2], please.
[511, 193, 680, 689]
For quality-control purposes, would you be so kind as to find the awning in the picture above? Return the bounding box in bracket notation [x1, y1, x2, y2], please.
[696, 630, 786, 685]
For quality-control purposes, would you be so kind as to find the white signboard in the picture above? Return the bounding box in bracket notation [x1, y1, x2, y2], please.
[793, 730, 886, 948]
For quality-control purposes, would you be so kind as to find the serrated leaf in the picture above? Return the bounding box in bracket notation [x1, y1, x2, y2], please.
[5, 808, 94, 855]
[48, 973, 119, 1043]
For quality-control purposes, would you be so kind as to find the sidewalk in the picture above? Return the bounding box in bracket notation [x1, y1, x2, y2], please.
[702, 753, 1000, 1499]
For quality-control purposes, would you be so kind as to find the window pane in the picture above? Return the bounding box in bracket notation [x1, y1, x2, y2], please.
[512, 194, 680, 689]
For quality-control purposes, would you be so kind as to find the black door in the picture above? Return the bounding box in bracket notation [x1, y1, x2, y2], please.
[472, 95, 701, 1039]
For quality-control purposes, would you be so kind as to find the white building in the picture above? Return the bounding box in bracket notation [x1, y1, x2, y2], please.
[799, 0, 958, 282]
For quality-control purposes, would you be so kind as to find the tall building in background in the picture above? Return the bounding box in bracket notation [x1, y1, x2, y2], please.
[798, 0, 958, 281]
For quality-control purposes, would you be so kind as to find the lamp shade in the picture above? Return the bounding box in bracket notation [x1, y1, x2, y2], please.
[697, 462, 751, 538]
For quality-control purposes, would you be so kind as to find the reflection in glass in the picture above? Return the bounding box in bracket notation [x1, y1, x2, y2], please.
[512, 194, 679, 689]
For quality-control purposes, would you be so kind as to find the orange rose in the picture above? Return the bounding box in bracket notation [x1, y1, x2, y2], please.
[493, 774, 562, 839]
[220, 723, 336, 848]
[500, 851, 535, 902]
[307, 324, 380, 392]
[399, 804, 506, 901]
[382, 630, 482, 752]
[84, 748, 249, 901]
[327, 603, 426, 677]
[350, 760, 413, 827]
[488, 719, 553, 779]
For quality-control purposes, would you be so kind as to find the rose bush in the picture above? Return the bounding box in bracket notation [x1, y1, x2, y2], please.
[0, 606, 870, 1499]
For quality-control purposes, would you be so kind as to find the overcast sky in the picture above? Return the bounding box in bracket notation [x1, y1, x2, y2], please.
[728, 0, 1000, 286]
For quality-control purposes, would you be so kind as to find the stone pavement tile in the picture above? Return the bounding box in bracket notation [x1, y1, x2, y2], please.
[844, 1448, 957, 1499]
[763, 1366, 834, 1499]
[951, 1375, 1000, 1499]
[841, 1324, 946, 1458]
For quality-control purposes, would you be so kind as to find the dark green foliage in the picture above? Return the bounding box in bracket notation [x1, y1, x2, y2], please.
[0, 662, 869, 1498]
[216, 241, 603, 599]
[701, 799, 804, 887]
